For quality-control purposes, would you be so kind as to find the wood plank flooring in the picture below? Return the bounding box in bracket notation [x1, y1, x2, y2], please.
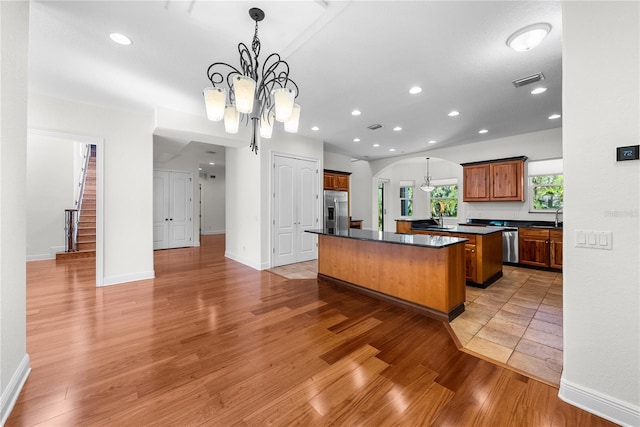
[7, 235, 615, 426]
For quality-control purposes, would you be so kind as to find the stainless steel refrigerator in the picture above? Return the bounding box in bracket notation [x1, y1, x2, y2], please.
[323, 190, 349, 232]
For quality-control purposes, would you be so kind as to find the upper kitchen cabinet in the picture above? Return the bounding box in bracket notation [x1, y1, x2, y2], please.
[323, 170, 350, 191]
[462, 157, 527, 202]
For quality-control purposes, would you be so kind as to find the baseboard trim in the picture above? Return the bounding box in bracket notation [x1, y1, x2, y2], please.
[201, 230, 225, 235]
[1, 354, 31, 426]
[559, 377, 640, 426]
[101, 270, 155, 287]
[26, 253, 54, 261]
[224, 251, 261, 270]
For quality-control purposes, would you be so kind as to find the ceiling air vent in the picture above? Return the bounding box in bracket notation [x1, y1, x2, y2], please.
[367, 124, 383, 130]
[512, 72, 545, 88]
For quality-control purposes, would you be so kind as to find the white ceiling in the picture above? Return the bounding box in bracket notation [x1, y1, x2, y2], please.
[28, 0, 562, 166]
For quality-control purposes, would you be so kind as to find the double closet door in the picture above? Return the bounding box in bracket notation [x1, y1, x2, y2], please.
[153, 170, 194, 250]
[273, 155, 319, 267]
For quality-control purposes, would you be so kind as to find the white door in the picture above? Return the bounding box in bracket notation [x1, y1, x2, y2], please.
[273, 155, 319, 267]
[153, 170, 193, 250]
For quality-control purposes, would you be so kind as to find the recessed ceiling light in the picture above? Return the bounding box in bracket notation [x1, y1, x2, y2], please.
[109, 32, 132, 46]
[393, 126, 402, 131]
[311, 126, 319, 131]
[428, 140, 437, 144]
[373, 144, 380, 147]
[351, 110, 361, 116]
[353, 138, 360, 142]
[507, 23, 551, 52]
[479, 129, 488, 134]
[198, 168, 202, 171]
[209, 162, 215, 165]
[409, 86, 422, 95]
[448, 110, 460, 117]
[549, 114, 561, 120]
[389, 148, 396, 152]
[531, 87, 547, 95]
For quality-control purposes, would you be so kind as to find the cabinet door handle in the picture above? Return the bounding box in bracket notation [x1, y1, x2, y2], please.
[165, 218, 168, 221]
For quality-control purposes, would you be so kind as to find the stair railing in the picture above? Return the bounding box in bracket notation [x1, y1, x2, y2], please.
[64, 144, 92, 252]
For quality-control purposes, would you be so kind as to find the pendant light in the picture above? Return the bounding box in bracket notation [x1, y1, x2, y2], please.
[420, 157, 435, 192]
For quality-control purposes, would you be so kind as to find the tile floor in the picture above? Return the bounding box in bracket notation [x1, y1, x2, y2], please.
[268, 261, 563, 386]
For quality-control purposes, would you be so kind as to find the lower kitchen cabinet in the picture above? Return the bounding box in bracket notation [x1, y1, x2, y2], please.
[519, 227, 563, 270]
[464, 243, 477, 283]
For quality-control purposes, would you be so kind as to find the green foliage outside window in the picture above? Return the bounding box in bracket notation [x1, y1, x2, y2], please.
[531, 175, 563, 210]
[430, 185, 458, 217]
[400, 186, 414, 216]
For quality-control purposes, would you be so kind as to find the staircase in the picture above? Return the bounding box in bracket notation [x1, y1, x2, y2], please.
[57, 146, 96, 260]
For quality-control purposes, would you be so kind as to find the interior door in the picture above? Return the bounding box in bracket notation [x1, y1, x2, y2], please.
[168, 171, 192, 248]
[273, 155, 319, 267]
[153, 171, 169, 250]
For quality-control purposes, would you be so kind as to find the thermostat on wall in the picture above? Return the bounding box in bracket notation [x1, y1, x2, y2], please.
[616, 145, 639, 161]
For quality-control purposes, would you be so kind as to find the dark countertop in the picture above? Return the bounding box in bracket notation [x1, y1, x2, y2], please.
[411, 224, 506, 235]
[464, 218, 562, 230]
[395, 218, 436, 223]
[306, 228, 468, 249]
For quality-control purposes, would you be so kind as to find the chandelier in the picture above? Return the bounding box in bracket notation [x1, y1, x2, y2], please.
[203, 7, 301, 154]
[420, 157, 435, 192]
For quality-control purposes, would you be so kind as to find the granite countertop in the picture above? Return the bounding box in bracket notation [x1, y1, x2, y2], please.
[411, 224, 506, 235]
[395, 217, 435, 222]
[306, 228, 468, 248]
[465, 219, 563, 230]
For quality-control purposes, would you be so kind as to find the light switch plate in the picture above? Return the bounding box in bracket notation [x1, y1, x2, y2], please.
[576, 230, 613, 250]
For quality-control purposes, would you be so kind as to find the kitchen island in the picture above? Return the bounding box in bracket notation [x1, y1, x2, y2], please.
[307, 228, 468, 321]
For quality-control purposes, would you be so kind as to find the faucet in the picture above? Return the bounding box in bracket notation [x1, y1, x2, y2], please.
[554, 207, 563, 227]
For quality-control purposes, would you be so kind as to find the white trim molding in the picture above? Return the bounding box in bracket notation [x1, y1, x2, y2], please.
[101, 271, 155, 287]
[559, 378, 640, 426]
[1, 354, 31, 426]
[224, 251, 262, 271]
[201, 230, 225, 235]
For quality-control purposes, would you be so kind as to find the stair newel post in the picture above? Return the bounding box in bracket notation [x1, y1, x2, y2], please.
[65, 209, 78, 252]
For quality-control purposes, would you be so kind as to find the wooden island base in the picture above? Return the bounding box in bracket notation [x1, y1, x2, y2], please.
[316, 233, 466, 321]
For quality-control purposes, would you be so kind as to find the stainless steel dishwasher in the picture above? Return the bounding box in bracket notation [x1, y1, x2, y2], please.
[502, 228, 519, 263]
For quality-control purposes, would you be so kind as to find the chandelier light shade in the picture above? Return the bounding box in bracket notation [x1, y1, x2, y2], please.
[420, 157, 435, 192]
[204, 7, 301, 154]
[203, 87, 226, 121]
[284, 104, 301, 133]
[259, 110, 274, 139]
[224, 105, 240, 134]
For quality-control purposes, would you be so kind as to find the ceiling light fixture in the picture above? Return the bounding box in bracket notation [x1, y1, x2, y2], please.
[203, 8, 300, 154]
[428, 140, 437, 144]
[448, 110, 460, 117]
[479, 129, 488, 134]
[109, 32, 132, 46]
[351, 110, 362, 116]
[507, 23, 551, 52]
[389, 148, 396, 152]
[353, 138, 361, 142]
[209, 162, 215, 165]
[373, 144, 380, 147]
[409, 86, 422, 95]
[311, 126, 319, 131]
[420, 158, 435, 192]
[549, 114, 561, 120]
[531, 87, 547, 95]
[393, 126, 402, 131]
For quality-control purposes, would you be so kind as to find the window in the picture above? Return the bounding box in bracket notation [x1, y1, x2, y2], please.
[399, 181, 414, 216]
[430, 184, 458, 217]
[528, 159, 563, 212]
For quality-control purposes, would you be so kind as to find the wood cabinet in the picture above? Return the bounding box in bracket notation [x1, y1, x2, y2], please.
[549, 229, 563, 269]
[411, 229, 502, 288]
[462, 157, 526, 202]
[395, 220, 413, 234]
[349, 220, 363, 229]
[519, 227, 563, 269]
[323, 170, 350, 191]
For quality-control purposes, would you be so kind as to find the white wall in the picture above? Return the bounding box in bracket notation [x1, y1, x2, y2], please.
[28, 94, 155, 286]
[199, 172, 225, 235]
[560, 2, 639, 425]
[0, 1, 30, 423]
[26, 135, 80, 259]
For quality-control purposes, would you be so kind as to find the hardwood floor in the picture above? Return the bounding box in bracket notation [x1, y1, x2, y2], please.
[7, 235, 615, 426]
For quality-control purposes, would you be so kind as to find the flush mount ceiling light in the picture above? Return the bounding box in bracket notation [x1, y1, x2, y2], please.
[393, 126, 402, 131]
[428, 140, 437, 144]
[420, 157, 435, 192]
[351, 110, 362, 116]
[109, 32, 132, 46]
[479, 129, 488, 134]
[373, 144, 380, 147]
[531, 87, 547, 95]
[448, 110, 460, 117]
[203, 8, 300, 154]
[311, 126, 319, 131]
[549, 113, 562, 120]
[507, 23, 551, 52]
[409, 86, 422, 95]
[353, 138, 361, 142]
